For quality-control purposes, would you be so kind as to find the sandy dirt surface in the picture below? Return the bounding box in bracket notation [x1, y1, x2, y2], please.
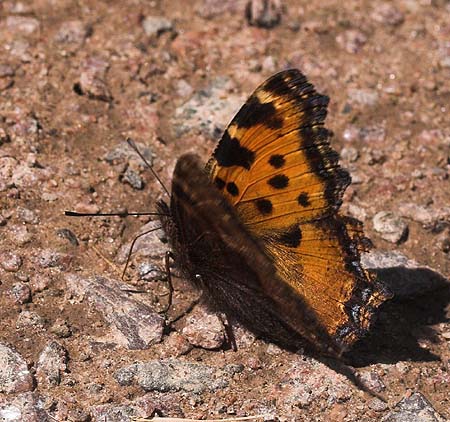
[0, 0, 449, 421]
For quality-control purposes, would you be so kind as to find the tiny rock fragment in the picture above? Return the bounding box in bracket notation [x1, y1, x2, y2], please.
[245, 0, 282, 29]
[336, 29, 367, 54]
[120, 167, 144, 190]
[142, 16, 174, 36]
[181, 305, 226, 349]
[6, 16, 40, 34]
[36, 341, 68, 386]
[347, 88, 379, 107]
[10, 282, 32, 304]
[373, 211, 408, 243]
[358, 370, 386, 393]
[0, 252, 23, 272]
[371, 3, 404, 26]
[50, 319, 72, 338]
[0, 342, 34, 393]
[16, 310, 46, 329]
[76, 57, 112, 102]
[54, 20, 90, 47]
[0, 392, 49, 421]
[381, 392, 444, 422]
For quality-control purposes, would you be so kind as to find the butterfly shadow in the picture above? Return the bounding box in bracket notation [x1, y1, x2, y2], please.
[345, 265, 450, 367]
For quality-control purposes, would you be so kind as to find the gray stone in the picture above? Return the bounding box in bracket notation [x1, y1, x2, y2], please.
[336, 30, 367, 54]
[181, 305, 225, 350]
[77, 57, 112, 102]
[348, 88, 379, 107]
[0, 252, 22, 272]
[10, 282, 32, 304]
[6, 16, 40, 34]
[382, 392, 444, 422]
[16, 310, 45, 329]
[65, 274, 164, 349]
[115, 359, 240, 394]
[36, 341, 68, 386]
[358, 370, 386, 393]
[142, 16, 173, 37]
[17, 208, 39, 224]
[373, 211, 408, 243]
[371, 3, 404, 26]
[120, 167, 144, 190]
[8, 224, 33, 246]
[50, 319, 72, 338]
[0, 392, 49, 422]
[245, 0, 282, 29]
[54, 20, 90, 46]
[340, 146, 359, 163]
[0, 342, 34, 394]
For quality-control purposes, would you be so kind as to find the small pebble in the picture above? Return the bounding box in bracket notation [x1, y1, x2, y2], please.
[30, 274, 51, 292]
[340, 147, 359, 163]
[142, 16, 174, 36]
[0, 252, 23, 272]
[0, 342, 34, 393]
[120, 167, 144, 190]
[17, 207, 39, 224]
[54, 20, 90, 46]
[9, 224, 33, 246]
[347, 88, 379, 107]
[6, 16, 40, 34]
[358, 371, 386, 393]
[368, 397, 388, 411]
[138, 262, 166, 281]
[245, 0, 282, 29]
[336, 30, 367, 54]
[50, 319, 72, 338]
[371, 3, 404, 26]
[182, 306, 225, 350]
[10, 283, 32, 304]
[16, 310, 46, 329]
[36, 341, 68, 386]
[373, 211, 408, 243]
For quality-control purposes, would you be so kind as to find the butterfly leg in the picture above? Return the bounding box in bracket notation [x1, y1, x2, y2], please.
[161, 250, 175, 313]
[220, 314, 237, 352]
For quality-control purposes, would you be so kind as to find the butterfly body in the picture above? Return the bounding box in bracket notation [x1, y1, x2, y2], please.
[158, 70, 392, 356]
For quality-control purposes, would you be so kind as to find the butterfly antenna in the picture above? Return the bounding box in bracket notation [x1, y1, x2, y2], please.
[126, 137, 170, 198]
[65, 211, 167, 217]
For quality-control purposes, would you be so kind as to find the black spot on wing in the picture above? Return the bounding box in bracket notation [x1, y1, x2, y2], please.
[214, 131, 255, 170]
[235, 96, 283, 129]
[297, 192, 310, 207]
[255, 199, 273, 215]
[268, 154, 285, 169]
[226, 182, 239, 196]
[277, 225, 302, 248]
[214, 177, 226, 190]
[268, 174, 289, 189]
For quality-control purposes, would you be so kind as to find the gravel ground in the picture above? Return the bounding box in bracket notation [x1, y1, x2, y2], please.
[0, 1, 449, 421]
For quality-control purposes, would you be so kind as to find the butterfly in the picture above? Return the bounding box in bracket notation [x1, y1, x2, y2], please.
[157, 69, 392, 357]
